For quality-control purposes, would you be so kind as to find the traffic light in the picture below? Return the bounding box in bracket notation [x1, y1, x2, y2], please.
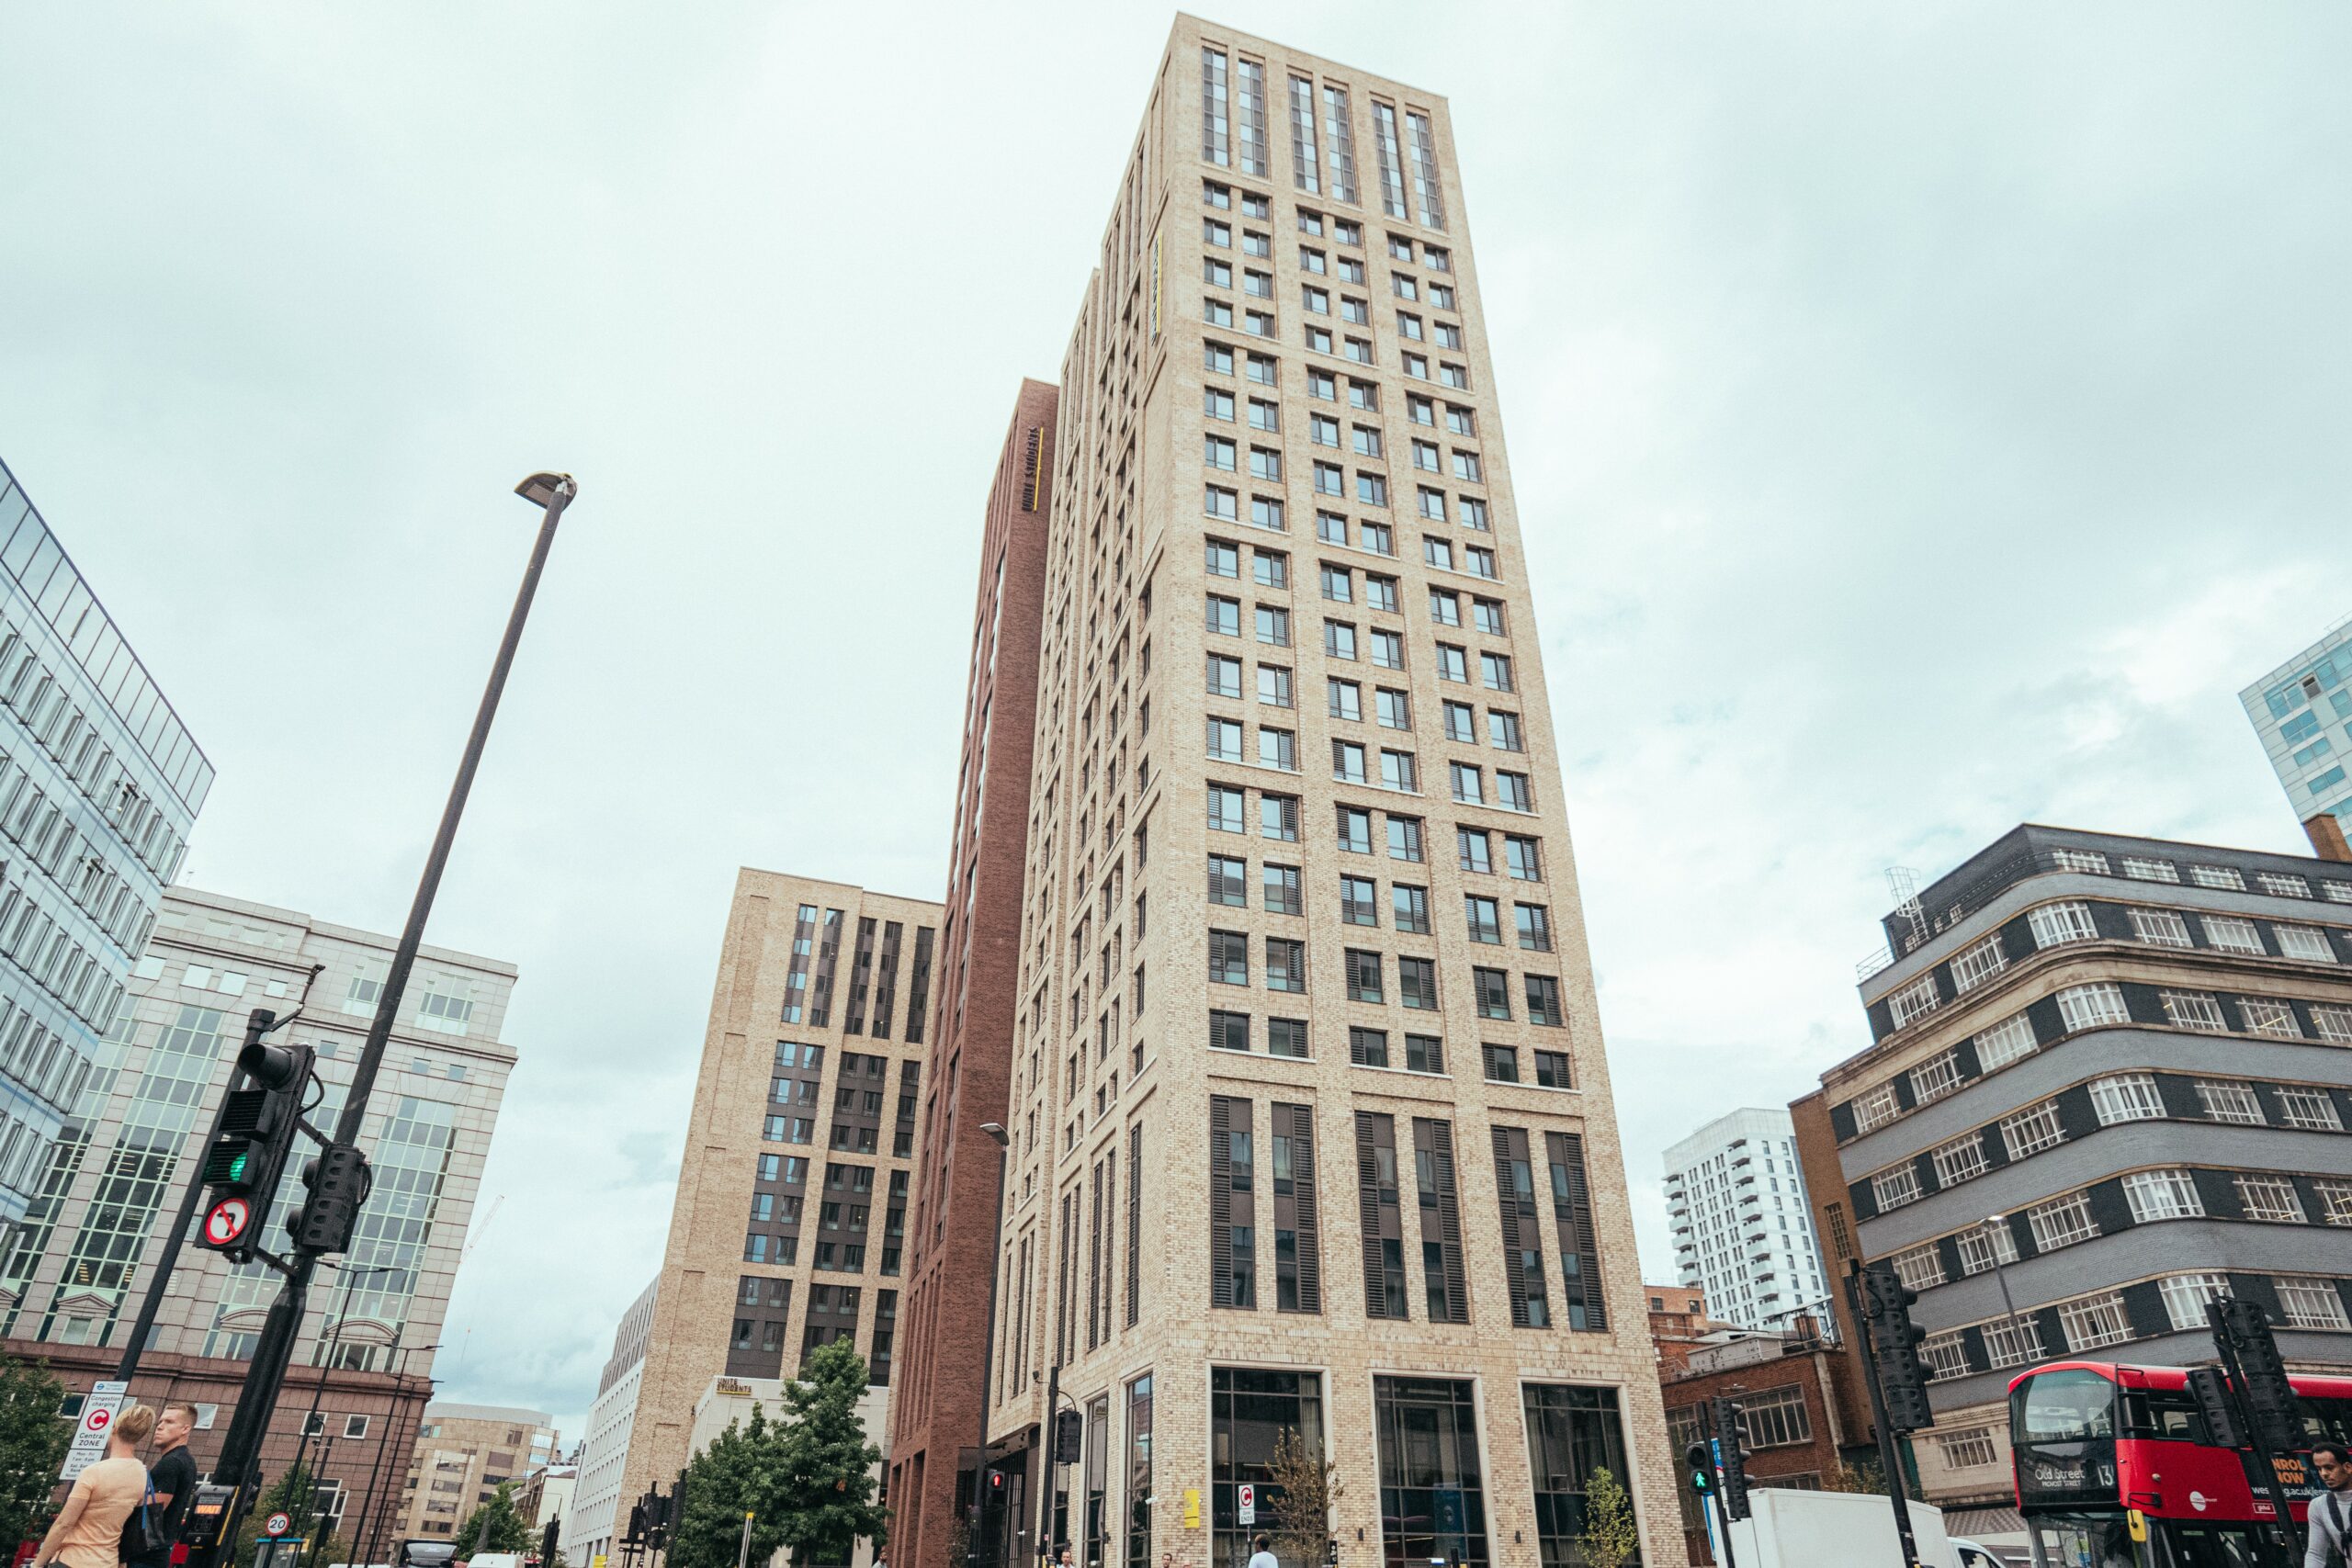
[2186, 1366, 2248, 1448]
[1054, 1407, 1083, 1463]
[1860, 1259, 1935, 1434]
[1713, 1397, 1755, 1522]
[1685, 1441, 1714, 1495]
[288, 1143, 372, 1252]
[198, 1014, 313, 1266]
[2211, 1297, 2300, 1452]
[624, 1501, 647, 1546]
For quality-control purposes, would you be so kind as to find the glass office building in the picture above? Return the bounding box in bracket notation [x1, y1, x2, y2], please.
[2243, 617, 2352, 862]
[0, 457, 208, 1227]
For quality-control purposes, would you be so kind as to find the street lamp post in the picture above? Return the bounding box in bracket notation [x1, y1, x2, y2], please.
[286, 1263, 397, 1522]
[1981, 1214, 2029, 1356]
[355, 1341, 440, 1568]
[966, 1123, 1012, 1568]
[194, 473, 574, 1568]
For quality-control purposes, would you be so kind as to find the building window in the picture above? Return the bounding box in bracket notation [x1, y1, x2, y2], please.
[2278, 1278, 2352, 1329]
[1210, 1369, 1324, 1560]
[1521, 1385, 1632, 1567]
[2028, 901, 2100, 948]
[2243, 997, 2301, 1038]
[2123, 1168, 2203, 1222]
[2314, 1004, 2352, 1043]
[2160, 1272, 2232, 1331]
[1211, 1097, 1257, 1307]
[1909, 1051, 1962, 1104]
[1374, 1378, 1490, 1566]
[1955, 1222, 2018, 1277]
[1350, 1027, 1391, 1069]
[1850, 1081, 1899, 1134]
[2128, 908, 2192, 948]
[1481, 1043, 1519, 1083]
[1739, 1383, 1815, 1449]
[1951, 934, 2008, 991]
[1931, 1135, 1987, 1188]
[2163, 992, 2228, 1032]
[2193, 1079, 2264, 1124]
[2089, 1072, 2165, 1124]
[1532, 1050, 1571, 1090]
[1862, 1166, 1918, 1213]
[1933, 1427, 2002, 1470]
[1999, 1101, 2065, 1160]
[1921, 1333, 1970, 1382]
[1209, 1011, 1250, 1054]
[2190, 864, 2247, 891]
[1267, 1017, 1308, 1060]
[1893, 1245, 1943, 1292]
[2052, 849, 2110, 875]
[2202, 915, 2264, 954]
[2235, 1174, 2305, 1223]
[1983, 1314, 2044, 1370]
[2276, 1086, 2342, 1130]
[1887, 974, 1939, 1028]
[2120, 856, 2179, 883]
[1201, 47, 1229, 164]
[2056, 983, 2131, 1031]
[2278, 925, 2337, 963]
[1492, 1126, 1549, 1327]
[2027, 1191, 2098, 1251]
[2259, 873, 2313, 899]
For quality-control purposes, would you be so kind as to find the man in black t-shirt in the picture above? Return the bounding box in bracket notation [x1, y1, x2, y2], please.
[130, 1401, 198, 1568]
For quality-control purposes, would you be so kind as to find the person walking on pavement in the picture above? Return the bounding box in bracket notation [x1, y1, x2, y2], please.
[1247, 1533, 1277, 1568]
[2309, 1442, 2352, 1568]
[31, 1403, 159, 1568]
[130, 1404, 198, 1568]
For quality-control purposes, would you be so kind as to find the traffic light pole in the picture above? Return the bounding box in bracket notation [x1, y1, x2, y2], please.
[1845, 1262, 1921, 1568]
[2210, 1302, 2303, 1564]
[112, 1010, 271, 1381]
[1694, 1403, 1737, 1568]
[184, 474, 574, 1568]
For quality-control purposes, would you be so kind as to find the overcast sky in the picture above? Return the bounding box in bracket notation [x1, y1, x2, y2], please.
[4, 2, 2346, 1436]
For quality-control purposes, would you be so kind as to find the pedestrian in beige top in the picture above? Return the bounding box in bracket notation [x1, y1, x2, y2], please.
[32, 1403, 158, 1568]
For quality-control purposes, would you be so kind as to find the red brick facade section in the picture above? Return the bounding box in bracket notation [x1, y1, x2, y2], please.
[886, 380, 1057, 1568]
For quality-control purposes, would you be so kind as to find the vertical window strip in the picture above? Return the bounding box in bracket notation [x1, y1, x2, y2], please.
[1355, 1111, 1408, 1317]
[1414, 1116, 1470, 1323]
[1322, 85, 1358, 203]
[1201, 48, 1230, 166]
[1125, 1122, 1142, 1326]
[1405, 111, 1445, 230]
[1544, 1131, 1607, 1331]
[1289, 77, 1320, 193]
[1372, 101, 1408, 220]
[1491, 1124, 1549, 1327]
[1236, 59, 1269, 178]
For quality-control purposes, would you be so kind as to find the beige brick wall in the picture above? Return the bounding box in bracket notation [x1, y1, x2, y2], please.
[978, 17, 1679, 1566]
[611, 871, 942, 1531]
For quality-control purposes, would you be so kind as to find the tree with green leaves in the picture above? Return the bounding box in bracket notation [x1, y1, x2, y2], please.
[764, 1341, 886, 1568]
[0, 1356, 70, 1551]
[670, 1343, 887, 1568]
[452, 1481, 534, 1555]
[1576, 1467, 1640, 1568]
[232, 1461, 348, 1568]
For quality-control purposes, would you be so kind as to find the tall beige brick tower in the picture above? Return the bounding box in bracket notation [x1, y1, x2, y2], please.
[964, 17, 1678, 1568]
[610, 874, 942, 1565]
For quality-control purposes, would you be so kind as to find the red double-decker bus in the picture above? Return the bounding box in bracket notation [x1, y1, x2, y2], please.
[2007, 1359, 2352, 1566]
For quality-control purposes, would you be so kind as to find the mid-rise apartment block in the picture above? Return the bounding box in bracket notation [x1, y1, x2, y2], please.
[887, 382, 1057, 1566]
[394, 1402, 558, 1541]
[2242, 617, 2352, 861]
[1795, 825, 2352, 1522]
[608, 874, 940, 1566]
[956, 20, 1675, 1566]
[0, 883, 515, 1554]
[1663, 1106, 1831, 1330]
[0, 457, 209, 1227]
[565, 1274, 658, 1567]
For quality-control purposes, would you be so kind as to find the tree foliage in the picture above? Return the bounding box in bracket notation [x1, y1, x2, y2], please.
[1820, 1459, 1886, 1495]
[1264, 1427, 1343, 1565]
[671, 1344, 888, 1568]
[0, 1356, 70, 1551]
[453, 1481, 534, 1555]
[1576, 1467, 1640, 1568]
[232, 1461, 349, 1568]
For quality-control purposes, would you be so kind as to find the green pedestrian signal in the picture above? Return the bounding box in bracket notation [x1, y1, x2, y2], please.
[1685, 1442, 1713, 1494]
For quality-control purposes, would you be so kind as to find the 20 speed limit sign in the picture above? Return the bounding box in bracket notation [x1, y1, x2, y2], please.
[264, 1513, 293, 1539]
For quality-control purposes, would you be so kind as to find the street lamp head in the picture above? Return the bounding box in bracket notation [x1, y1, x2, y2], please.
[980, 1122, 1010, 1148]
[1984, 1213, 2006, 1227]
[514, 472, 577, 510]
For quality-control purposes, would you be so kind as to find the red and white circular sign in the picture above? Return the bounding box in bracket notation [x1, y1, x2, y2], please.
[264, 1513, 293, 1539]
[204, 1197, 252, 1247]
[80, 1406, 112, 1438]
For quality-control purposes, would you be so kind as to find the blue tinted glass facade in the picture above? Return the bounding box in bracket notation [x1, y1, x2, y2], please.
[2242, 618, 2352, 848]
[0, 457, 208, 1225]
